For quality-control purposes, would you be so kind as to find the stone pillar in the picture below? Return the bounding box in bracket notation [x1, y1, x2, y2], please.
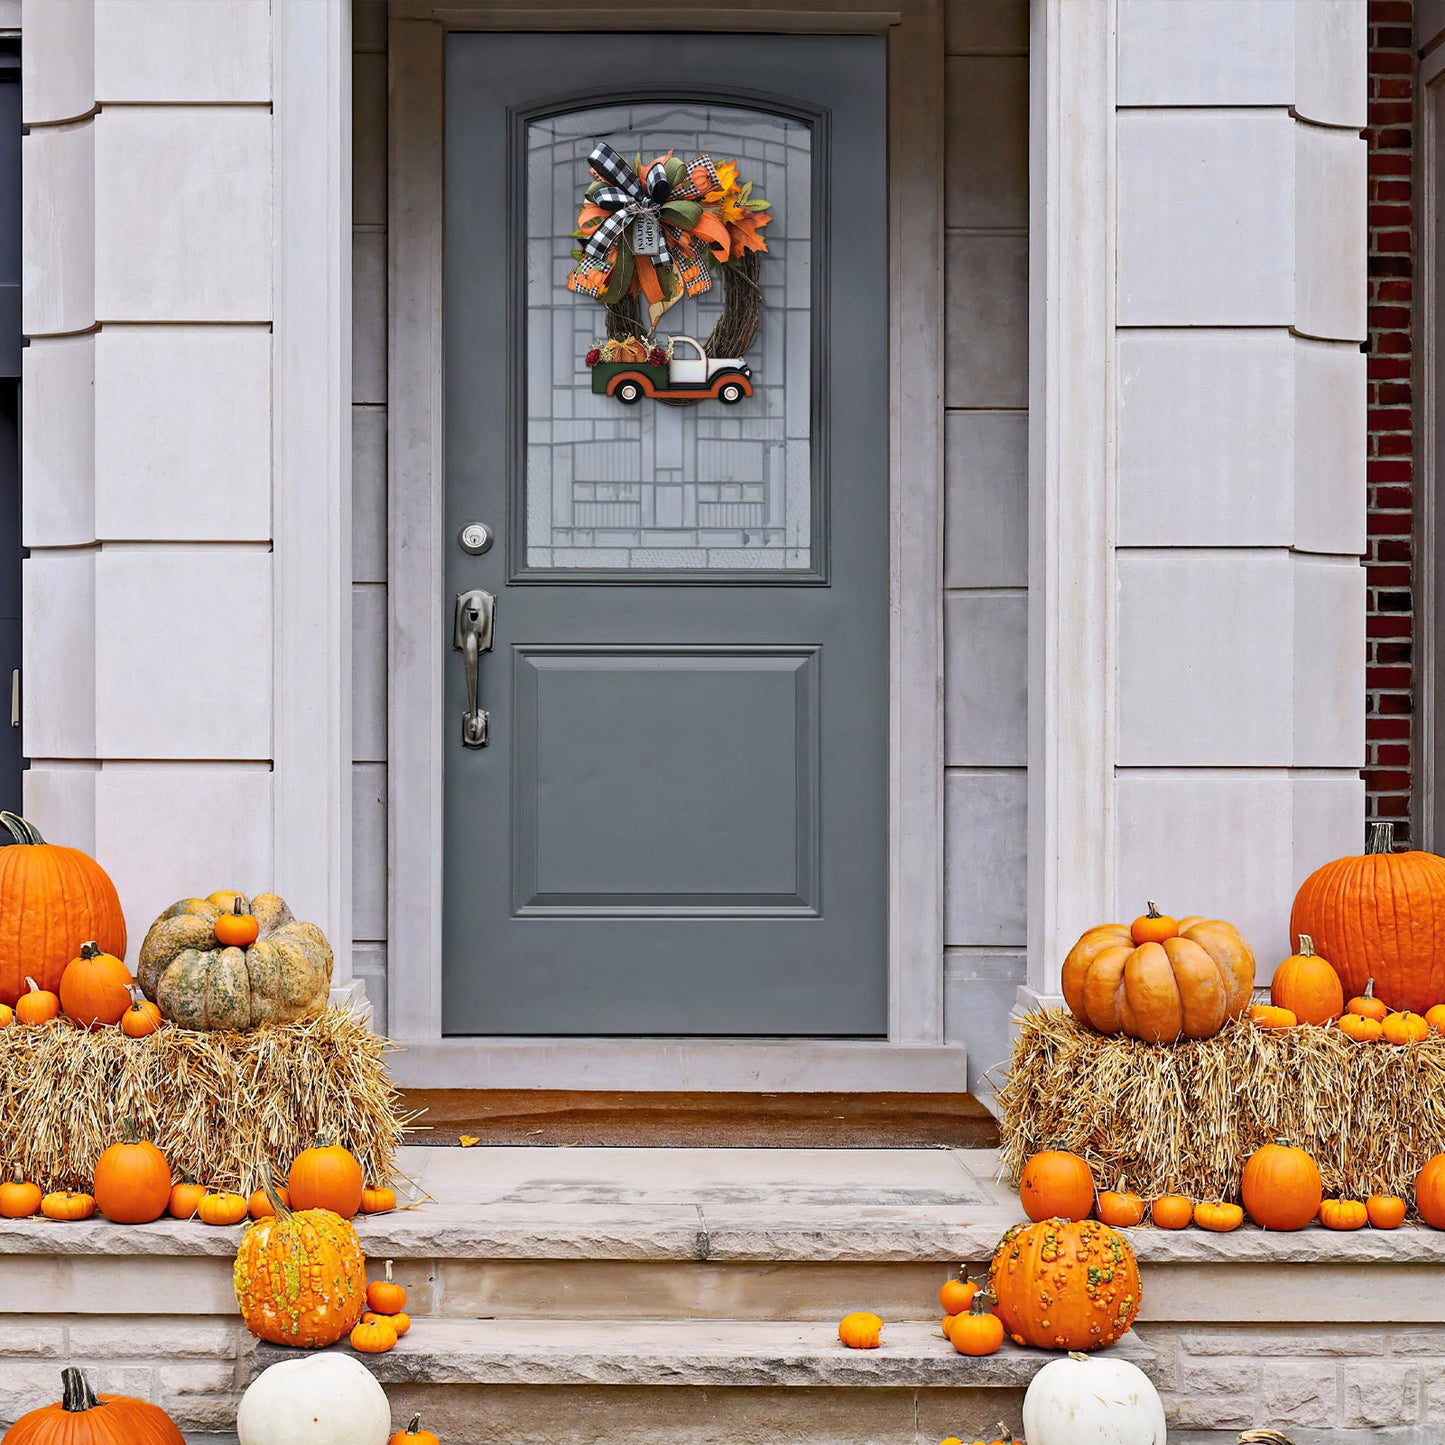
[20, 0, 351, 966]
[1028, 0, 1368, 997]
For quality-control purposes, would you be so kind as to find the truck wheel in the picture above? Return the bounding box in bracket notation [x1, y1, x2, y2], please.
[718, 381, 744, 404]
[616, 380, 643, 404]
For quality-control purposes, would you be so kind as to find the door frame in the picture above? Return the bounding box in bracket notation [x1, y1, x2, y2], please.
[385, 0, 955, 1087]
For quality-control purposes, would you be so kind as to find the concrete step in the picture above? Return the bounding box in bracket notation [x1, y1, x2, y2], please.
[252, 1317, 1156, 1389]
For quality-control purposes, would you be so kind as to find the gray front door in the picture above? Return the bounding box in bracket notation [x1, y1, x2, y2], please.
[443, 33, 888, 1036]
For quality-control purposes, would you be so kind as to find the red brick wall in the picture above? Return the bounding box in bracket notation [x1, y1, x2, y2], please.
[1366, 0, 1416, 843]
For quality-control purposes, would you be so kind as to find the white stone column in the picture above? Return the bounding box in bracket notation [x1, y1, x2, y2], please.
[20, 0, 351, 965]
[1027, 0, 1367, 996]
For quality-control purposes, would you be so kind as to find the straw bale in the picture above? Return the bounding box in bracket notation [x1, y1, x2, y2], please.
[0, 1007, 413, 1192]
[996, 1010, 1445, 1201]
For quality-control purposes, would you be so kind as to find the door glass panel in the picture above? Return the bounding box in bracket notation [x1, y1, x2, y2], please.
[525, 102, 814, 573]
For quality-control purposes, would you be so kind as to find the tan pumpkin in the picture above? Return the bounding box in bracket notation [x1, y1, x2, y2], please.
[1063, 916, 1255, 1042]
[137, 892, 332, 1031]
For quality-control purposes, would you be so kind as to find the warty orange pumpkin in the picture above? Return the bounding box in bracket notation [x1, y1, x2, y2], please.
[1269, 935, 1343, 1025]
[1240, 1141, 1322, 1231]
[1, 1366, 185, 1445]
[1291, 823, 1445, 1013]
[1063, 915, 1254, 1042]
[233, 1193, 367, 1347]
[988, 1218, 1141, 1350]
[0, 813, 126, 1007]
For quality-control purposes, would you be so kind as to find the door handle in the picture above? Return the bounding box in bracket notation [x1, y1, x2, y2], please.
[453, 588, 495, 747]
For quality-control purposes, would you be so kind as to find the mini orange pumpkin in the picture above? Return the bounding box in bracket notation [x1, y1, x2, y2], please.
[1095, 1182, 1146, 1228]
[1151, 1193, 1193, 1229]
[16, 977, 60, 1025]
[1416, 1153, 1445, 1228]
[390, 1416, 441, 1445]
[1249, 1004, 1297, 1031]
[1241, 1140, 1322, 1231]
[360, 1185, 397, 1214]
[167, 1174, 207, 1221]
[1270, 934, 1344, 1025]
[288, 1134, 364, 1218]
[1383, 1010, 1429, 1044]
[41, 1190, 95, 1220]
[939, 1277, 977, 1316]
[59, 940, 134, 1029]
[0, 1165, 42, 1218]
[1426, 1004, 1445, 1035]
[350, 1314, 398, 1354]
[838, 1311, 884, 1349]
[1019, 1148, 1094, 1222]
[949, 1290, 1004, 1357]
[0, 1003, 11, 1028]
[213, 894, 261, 949]
[120, 985, 163, 1038]
[367, 1258, 408, 1315]
[1346, 977, 1390, 1021]
[1193, 1201, 1244, 1232]
[1367, 1193, 1407, 1229]
[247, 1185, 290, 1219]
[1337, 1013, 1384, 1042]
[93, 1117, 171, 1224]
[1319, 1198, 1368, 1231]
[1129, 901, 1179, 945]
[385, 1309, 411, 1338]
[197, 1191, 249, 1226]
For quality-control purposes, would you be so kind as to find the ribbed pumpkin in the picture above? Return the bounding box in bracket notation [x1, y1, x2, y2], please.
[1, 1367, 185, 1445]
[1290, 823, 1445, 1014]
[1062, 915, 1254, 1042]
[0, 814, 127, 1009]
[138, 892, 333, 1031]
[1269, 935, 1343, 1025]
[234, 1196, 367, 1347]
[987, 1218, 1141, 1351]
[1240, 1140, 1322, 1231]
[92, 1118, 171, 1225]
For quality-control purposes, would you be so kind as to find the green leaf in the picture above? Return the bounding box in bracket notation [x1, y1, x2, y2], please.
[633, 151, 643, 176]
[571, 248, 584, 262]
[659, 200, 702, 229]
[585, 180, 603, 200]
[657, 263, 679, 299]
[739, 179, 754, 201]
[746, 200, 772, 212]
[600, 246, 634, 304]
[663, 156, 687, 188]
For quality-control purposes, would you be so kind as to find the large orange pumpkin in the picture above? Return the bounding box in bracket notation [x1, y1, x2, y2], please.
[0, 813, 126, 1007]
[987, 1218, 1141, 1351]
[1415, 1153, 1445, 1229]
[234, 1199, 367, 1347]
[1290, 823, 1445, 1014]
[2, 1367, 185, 1445]
[1062, 915, 1255, 1042]
[1240, 1140, 1322, 1231]
[1269, 935, 1344, 1025]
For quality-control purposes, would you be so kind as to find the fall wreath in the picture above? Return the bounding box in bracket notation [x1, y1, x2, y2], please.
[567, 142, 771, 368]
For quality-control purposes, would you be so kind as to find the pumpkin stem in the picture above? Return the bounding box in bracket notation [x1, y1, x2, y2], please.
[0, 811, 45, 845]
[233, 895, 245, 916]
[60, 1366, 100, 1412]
[125, 985, 145, 1010]
[1067, 1350, 1091, 1363]
[385, 1257, 395, 1284]
[23, 977, 39, 995]
[9, 1164, 21, 1185]
[259, 1173, 292, 1220]
[79, 941, 101, 960]
[1365, 978, 1377, 1000]
[407, 1416, 424, 1435]
[968, 1290, 996, 1315]
[1296, 934, 1314, 957]
[119, 1115, 140, 1147]
[1367, 821, 1396, 855]
[1145, 900, 1161, 918]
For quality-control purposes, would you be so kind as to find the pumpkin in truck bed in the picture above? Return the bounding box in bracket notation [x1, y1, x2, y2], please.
[137, 891, 332, 1031]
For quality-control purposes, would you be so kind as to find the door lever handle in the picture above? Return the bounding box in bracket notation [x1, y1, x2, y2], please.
[453, 588, 495, 747]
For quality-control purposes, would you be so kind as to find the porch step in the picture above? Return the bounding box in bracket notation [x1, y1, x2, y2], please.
[252, 1317, 1156, 1389]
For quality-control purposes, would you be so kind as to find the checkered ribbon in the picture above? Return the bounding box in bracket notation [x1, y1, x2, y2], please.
[571, 143, 723, 300]
[582, 142, 675, 266]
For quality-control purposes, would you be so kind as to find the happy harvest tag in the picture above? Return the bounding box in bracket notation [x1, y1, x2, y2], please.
[631, 215, 661, 256]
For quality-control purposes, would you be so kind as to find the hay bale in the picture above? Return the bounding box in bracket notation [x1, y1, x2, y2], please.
[995, 1010, 1445, 1201]
[0, 1007, 414, 1192]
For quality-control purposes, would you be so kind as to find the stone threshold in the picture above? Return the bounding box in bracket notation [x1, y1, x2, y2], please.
[252, 1319, 1155, 1389]
[8, 1206, 1445, 1265]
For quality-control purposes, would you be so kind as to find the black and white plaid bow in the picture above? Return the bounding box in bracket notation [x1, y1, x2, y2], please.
[581, 142, 675, 267]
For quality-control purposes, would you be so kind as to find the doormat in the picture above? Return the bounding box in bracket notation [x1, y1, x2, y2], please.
[398, 1089, 1000, 1149]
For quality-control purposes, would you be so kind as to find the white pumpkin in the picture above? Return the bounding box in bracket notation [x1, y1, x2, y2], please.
[237, 1353, 391, 1445]
[1022, 1351, 1166, 1445]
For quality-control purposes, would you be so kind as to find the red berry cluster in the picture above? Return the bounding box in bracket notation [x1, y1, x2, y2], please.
[583, 347, 601, 368]
[647, 347, 668, 368]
